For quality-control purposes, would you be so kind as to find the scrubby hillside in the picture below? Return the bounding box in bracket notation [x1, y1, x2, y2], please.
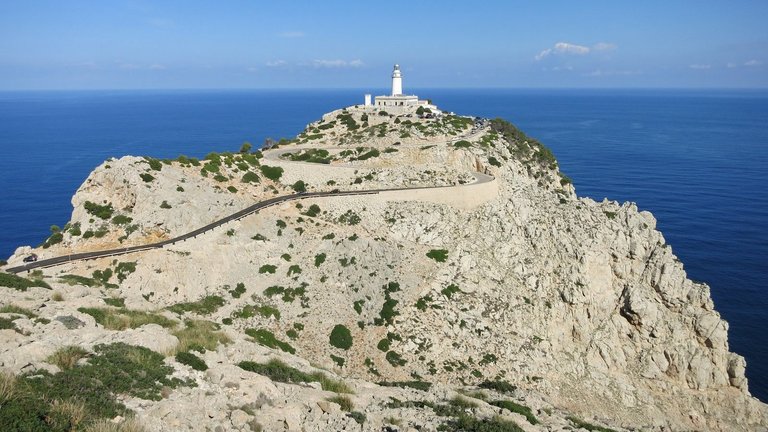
[2, 105, 766, 431]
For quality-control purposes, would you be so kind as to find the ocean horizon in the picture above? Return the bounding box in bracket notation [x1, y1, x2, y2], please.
[1, 88, 766, 401]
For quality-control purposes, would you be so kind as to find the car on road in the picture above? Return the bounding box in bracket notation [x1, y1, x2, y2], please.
[23, 254, 38, 263]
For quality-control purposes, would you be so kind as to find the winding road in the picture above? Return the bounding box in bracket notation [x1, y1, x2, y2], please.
[5, 171, 494, 274]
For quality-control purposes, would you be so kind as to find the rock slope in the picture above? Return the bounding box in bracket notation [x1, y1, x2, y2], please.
[2, 105, 766, 431]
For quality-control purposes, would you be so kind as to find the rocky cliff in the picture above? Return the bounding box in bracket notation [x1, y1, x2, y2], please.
[1, 105, 766, 431]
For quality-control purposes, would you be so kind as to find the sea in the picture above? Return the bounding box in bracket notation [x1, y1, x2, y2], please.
[0, 88, 766, 401]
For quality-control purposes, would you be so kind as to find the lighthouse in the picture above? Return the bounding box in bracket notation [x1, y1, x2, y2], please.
[370, 64, 437, 113]
[391, 64, 403, 96]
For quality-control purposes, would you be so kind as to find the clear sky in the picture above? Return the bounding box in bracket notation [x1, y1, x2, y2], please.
[1, 1, 766, 90]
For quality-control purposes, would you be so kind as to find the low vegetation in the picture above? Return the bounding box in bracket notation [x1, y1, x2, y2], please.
[426, 249, 449, 262]
[0, 343, 189, 431]
[172, 319, 231, 353]
[245, 328, 295, 354]
[0, 272, 51, 291]
[238, 358, 352, 393]
[167, 295, 225, 315]
[77, 307, 176, 330]
[329, 324, 353, 350]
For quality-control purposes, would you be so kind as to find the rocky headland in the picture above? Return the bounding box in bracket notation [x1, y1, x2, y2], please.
[1, 104, 766, 431]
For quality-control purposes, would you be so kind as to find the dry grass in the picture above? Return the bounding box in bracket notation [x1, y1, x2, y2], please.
[0, 370, 17, 404]
[51, 291, 65, 301]
[326, 395, 354, 411]
[47, 346, 89, 370]
[77, 307, 177, 330]
[48, 399, 87, 430]
[0, 304, 37, 318]
[171, 319, 231, 354]
[84, 417, 147, 432]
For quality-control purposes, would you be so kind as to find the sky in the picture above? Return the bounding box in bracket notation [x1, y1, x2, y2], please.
[0, 1, 766, 90]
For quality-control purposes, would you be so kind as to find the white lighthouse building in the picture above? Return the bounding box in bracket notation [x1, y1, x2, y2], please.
[370, 64, 433, 111]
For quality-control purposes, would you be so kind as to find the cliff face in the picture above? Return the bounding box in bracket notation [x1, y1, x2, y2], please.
[2, 106, 766, 431]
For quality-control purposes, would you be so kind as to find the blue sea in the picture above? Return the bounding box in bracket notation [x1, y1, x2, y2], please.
[0, 89, 766, 401]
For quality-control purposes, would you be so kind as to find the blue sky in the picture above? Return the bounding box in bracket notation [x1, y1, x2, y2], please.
[1, 1, 766, 89]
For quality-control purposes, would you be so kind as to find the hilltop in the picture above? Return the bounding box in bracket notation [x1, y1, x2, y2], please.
[1, 104, 766, 431]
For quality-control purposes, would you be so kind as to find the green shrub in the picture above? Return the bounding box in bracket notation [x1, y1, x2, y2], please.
[348, 411, 366, 425]
[441, 284, 461, 299]
[291, 180, 306, 193]
[139, 173, 155, 182]
[213, 174, 228, 182]
[160, 200, 172, 209]
[314, 253, 326, 267]
[176, 351, 208, 371]
[237, 358, 352, 393]
[230, 282, 246, 298]
[303, 204, 321, 217]
[58, 274, 99, 287]
[385, 351, 406, 367]
[168, 295, 225, 315]
[43, 231, 64, 248]
[453, 140, 471, 148]
[244, 328, 295, 354]
[145, 157, 163, 171]
[241, 171, 260, 184]
[0, 273, 51, 291]
[426, 249, 449, 262]
[84, 201, 114, 220]
[488, 156, 502, 167]
[329, 324, 352, 350]
[260, 165, 284, 181]
[259, 264, 277, 274]
[232, 304, 280, 320]
[287, 265, 302, 276]
[227, 185, 238, 193]
[478, 380, 517, 394]
[377, 338, 390, 352]
[330, 354, 345, 367]
[114, 261, 136, 282]
[111, 215, 133, 225]
[490, 400, 538, 425]
[103, 297, 125, 307]
[379, 298, 399, 324]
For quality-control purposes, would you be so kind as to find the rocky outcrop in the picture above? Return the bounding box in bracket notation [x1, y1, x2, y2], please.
[2, 106, 765, 431]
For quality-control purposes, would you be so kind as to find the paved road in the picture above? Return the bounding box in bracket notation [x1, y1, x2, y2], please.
[4, 172, 493, 274]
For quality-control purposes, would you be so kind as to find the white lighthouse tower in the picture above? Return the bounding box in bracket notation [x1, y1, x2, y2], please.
[391, 64, 403, 96]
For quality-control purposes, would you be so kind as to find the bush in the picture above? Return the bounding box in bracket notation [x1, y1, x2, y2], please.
[453, 140, 472, 148]
[259, 264, 277, 274]
[566, 417, 618, 432]
[377, 338, 390, 352]
[259, 165, 284, 181]
[168, 295, 225, 315]
[139, 173, 155, 183]
[229, 282, 246, 298]
[84, 201, 114, 220]
[103, 297, 125, 307]
[291, 180, 306, 193]
[241, 171, 260, 184]
[385, 351, 406, 367]
[238, 358, 352, 393]
[111, 215, 133, 225]
[303, 204, 321, 217]
[43, 231, 64, 248]
[488, 156, 502, 167]
[0, 272, 51, 291]
[314, 253, 326, 267]
[441, 284, 461, 299]
[175, 351, 208, 371]
[490, 400, 538, 425]
[426, 249, 449, 262]
[144, 157, 163, 171]
[478, 380, 517, 394]
[329, 325, 353, 350]
[159, 200, 172, 209]
[244, 328, 295, 354]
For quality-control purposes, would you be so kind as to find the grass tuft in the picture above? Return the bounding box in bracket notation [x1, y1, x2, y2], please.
[77, 307, 176, 330]
[47, 346, 89, 370]
[238, 358, 352, 394]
